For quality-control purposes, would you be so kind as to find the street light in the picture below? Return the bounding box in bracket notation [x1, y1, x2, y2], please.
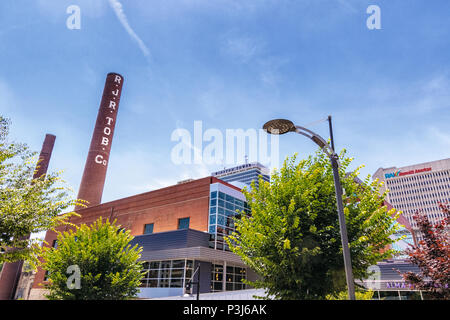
[262, 118, 356, 300]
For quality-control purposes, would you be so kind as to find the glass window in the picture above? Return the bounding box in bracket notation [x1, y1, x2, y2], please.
[217, 215, 225, 226]
[160, 269, 170, 279]
[211, 191, 217, 199]
[171, 269, 184, 278]
[213, 282, 223, 291]
[148, 270, 159, 278]
[143, 223, 154, 234]
[159, 279, 170, 288]
[148, 279, 158, 288]
[172, 260, 185, 268]
[225, 194, 234, 202]
[170, 279, 183, 288]
[178, 217, 190, 230]
[218, 192, 225, 200]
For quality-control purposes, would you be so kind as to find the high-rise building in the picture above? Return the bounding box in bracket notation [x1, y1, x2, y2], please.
[373, 158, 450, 241]
[212, 162, 270, 189]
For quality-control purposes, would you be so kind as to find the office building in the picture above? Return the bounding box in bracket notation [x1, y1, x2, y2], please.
[373, 158, 450, 241]
[212, 162, 270, 189]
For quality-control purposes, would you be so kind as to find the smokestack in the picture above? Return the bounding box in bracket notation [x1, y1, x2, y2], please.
[33, 134, 56, 179]
[76, 73, 124, 209]
[0, 134, 56, 300]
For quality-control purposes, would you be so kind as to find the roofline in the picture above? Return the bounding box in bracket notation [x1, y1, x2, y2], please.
[75, 176, 243, 213]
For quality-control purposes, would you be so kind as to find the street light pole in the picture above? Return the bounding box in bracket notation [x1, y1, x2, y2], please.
[330, 153, 356, 300]
[328, 115, 335, 152]
[262, 118, 356, 300]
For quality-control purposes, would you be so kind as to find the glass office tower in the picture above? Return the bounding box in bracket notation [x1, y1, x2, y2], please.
[212, 162, 270, 188]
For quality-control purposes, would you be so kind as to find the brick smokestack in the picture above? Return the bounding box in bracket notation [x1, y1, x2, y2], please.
[0, 134, 56, 300]
[33, 134, 56, 179]
[76, 73, 124, 209]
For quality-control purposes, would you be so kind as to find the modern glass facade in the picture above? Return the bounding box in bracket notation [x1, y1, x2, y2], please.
[139, 259, 194, 289]
[211, 263, 247, 292]
[208, 183, 250, 251]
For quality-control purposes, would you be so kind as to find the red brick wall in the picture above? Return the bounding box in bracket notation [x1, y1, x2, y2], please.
[33, 177, 219, 289]
[32, 177, 242, 289]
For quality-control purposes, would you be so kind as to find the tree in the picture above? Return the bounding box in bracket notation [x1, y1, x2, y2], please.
[326, 289, 374, 300]
[227, 150, 401, 300]
[0, 116, 78, 265]
[400, 203, 450, 300]
[40, 218, 144, 300]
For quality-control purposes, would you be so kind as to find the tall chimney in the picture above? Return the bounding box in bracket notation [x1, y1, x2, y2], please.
[33, 134, 56, 179]
[0, 134, 56, 300]
[76, 72, 124, 209]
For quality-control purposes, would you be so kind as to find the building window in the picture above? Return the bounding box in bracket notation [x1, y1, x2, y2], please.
[208, 190, 250, 251]
[211, 263, 246, 292]
[178, 217, 190, 230]
[52, 240, 58, 248]
[140, 259, 193, 289]
[144, 223, 154, 234]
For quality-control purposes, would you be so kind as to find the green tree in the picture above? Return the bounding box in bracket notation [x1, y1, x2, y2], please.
[227, 150, 401, 300]
[41, 218, 144, 300]
[0, 116, 79, 265]
[326, 290, 374, 300]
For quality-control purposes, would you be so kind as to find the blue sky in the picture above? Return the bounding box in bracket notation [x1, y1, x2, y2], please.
[1, 0, 449, 203]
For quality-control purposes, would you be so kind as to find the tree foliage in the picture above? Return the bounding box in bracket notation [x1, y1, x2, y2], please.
[326, 289, 374, 300]
[227, 150, 401, 300]
[41, 218, 144, 300]
[400, 203, 450, 300]
[0, 116, 79, 265]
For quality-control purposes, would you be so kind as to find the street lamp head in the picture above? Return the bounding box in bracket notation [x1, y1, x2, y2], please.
[262, 119, 295, 135]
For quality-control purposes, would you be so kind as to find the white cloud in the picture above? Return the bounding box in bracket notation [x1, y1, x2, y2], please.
[108, 0, 151, 59]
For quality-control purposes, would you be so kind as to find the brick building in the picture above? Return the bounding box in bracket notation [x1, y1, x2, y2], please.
[29, 176, 258, 299]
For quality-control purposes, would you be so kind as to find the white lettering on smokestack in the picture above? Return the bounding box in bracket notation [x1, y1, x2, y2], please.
[101, 137, 109, 146]
[94, 74, 122, 167]
[106, 117, 114, 125]
[95, 155, 107, 165]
